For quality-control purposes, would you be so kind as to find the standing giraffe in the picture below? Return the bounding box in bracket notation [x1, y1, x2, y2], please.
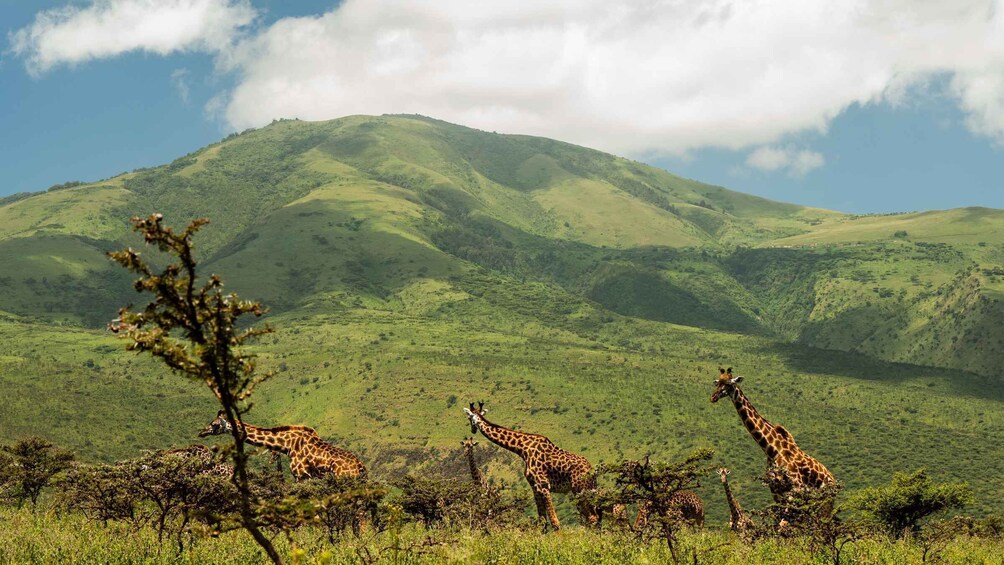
[198, 411, 366, 479]
[461, 438, 489, 491]
[710, 368, 834, 499]
[719, 467, 753, 532]
[463, 402, 598, 531]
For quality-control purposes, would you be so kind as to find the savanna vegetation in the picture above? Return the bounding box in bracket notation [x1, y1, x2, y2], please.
[0, 115, 1003, 562]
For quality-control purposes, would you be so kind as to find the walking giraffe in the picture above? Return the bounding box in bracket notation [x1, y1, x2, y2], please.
[710, 368, 834, 500]
[198, 411, 366, 479]
[463, 402, 598, 531]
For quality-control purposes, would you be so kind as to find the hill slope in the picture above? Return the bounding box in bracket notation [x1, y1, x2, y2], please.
[1, 114, 1000, 374]
[1, 115, 1003, 519]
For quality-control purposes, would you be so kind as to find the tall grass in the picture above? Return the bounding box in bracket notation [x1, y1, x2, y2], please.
[1, 505, 1001, 564]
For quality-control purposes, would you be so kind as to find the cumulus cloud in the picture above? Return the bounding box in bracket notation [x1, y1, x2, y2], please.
[746, 146, 825, 177]
[11, 0, 1004, 156]
[9, 0, 256, 75]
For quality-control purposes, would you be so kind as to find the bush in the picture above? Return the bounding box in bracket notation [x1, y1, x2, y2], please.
[58, 463, 142, 525]
[592, 449, 714, 562]
[753, 482, 872, 565]
[255, 475, 387, 542]
[0, 436, 75, 507]
[391, 475, 532, 532]
[848, 469, 974, 538]
[58, 450, 240, 551]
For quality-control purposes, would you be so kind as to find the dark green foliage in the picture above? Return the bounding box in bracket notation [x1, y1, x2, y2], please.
[58, 450, 239, 551]
[58, 463, 142, 524]
[752, 483, 871, 565]
[0, 436, 74, 507]
[257, 476, 387, 541]
[392, 475, 530, 531]
[848, 469, 974, 538]
[47, 181, 86, 192]
[593, 449, 714, 562]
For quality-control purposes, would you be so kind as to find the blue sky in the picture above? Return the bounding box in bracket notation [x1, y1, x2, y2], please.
[2, 0, 1002, 214]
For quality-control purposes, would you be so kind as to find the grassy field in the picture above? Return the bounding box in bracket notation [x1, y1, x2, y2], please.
[2, 505, 1002, 564]
[2, 296, 1003, 523]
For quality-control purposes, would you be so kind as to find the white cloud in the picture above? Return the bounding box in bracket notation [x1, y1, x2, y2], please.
[12, 0, 1004, 155]
[747, 146, 825, 177]
[171, 68, 190, 103]
[211, 0, 1004, 155]
[9, 0, 256, 75]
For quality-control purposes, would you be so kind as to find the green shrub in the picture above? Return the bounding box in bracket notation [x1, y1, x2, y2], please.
[0, 436, 75, 507]
[848, 469, 974, 537]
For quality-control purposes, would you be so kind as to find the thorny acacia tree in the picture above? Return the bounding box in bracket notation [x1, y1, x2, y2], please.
[0, 436, 75, 507]
[593, 448, 715, 564]
[108, 214, 281, 564]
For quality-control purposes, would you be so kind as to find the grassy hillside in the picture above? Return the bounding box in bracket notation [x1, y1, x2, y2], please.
[1, 114, 1003, 523]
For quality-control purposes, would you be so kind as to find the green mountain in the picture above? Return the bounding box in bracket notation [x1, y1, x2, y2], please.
[1, 115, 1002, 517]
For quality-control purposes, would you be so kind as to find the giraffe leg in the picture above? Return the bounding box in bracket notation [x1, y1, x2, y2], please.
[531, 489, 548, 520]
[610, 503, 628, 526]
[289, 455, 309, 480]
[536, 487, 561, 532]
[634, 501, 651, 530]
[575, 493, 599, 528]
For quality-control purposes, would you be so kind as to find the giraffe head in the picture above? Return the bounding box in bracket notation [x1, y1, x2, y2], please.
[718, 467, 730, 483]
[461, 437, 479, 452]
[710, 367, 743, 403]
[463, 402, 486, 434]
[198, 410, 232, 437]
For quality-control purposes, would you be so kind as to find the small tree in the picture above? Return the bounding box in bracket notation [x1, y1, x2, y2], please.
[108, 214, 280, 563]
[0, 436, 75, 507]
[58, 463, 142, 525]
[595, 449, 714, 564]
[848, 469, 974, 538]
[756, 482, 870, 565]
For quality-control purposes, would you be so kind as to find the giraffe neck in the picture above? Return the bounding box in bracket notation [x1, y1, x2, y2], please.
[476, 418, 533, 459]
[730, 387, 780, 460]
[465, 450, 488, 489]
[721, 476, 745, 525]
[241, 424, 295, 455]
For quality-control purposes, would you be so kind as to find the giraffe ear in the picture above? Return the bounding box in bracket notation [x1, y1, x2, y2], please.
[731, 375, 743, 384]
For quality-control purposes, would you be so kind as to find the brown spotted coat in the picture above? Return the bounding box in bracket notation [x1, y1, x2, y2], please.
[711, 368, 834, 500]
[464, 402, 597, 530]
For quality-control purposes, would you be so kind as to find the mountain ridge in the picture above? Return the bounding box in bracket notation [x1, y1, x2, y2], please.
[0, 114, 1001, 377]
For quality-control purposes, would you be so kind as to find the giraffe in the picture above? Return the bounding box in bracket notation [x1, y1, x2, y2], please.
[463, 401, 598, 531]
[710, 367, 834, 500]
[198, 410, 366, 480]
[719, 467, 753, 532]
[634, 490, 705, 530]
[461, 437, 489, 491]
